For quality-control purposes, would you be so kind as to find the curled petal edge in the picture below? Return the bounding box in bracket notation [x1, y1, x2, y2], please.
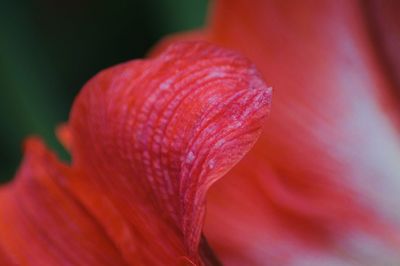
[64, 41, 272, 264]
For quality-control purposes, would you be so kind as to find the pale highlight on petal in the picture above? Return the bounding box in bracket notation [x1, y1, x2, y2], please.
[151, 0, 400, 265]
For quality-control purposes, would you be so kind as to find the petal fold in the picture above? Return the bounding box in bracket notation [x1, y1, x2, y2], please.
[151, 0, 400, 265]
[66, 41, 271, 265]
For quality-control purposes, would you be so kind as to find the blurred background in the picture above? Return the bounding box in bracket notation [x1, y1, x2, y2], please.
[0, 0, 208, 182]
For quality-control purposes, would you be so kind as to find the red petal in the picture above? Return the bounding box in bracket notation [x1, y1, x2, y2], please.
[0, 138, 126, 265]
[64, 41, 271, 264]
[151, 0, 400, 264]
[0, 246, 13, 265]
[364, 0, 400, 95]
[56, 123, 73, 152]
[148, 31, 207, 58]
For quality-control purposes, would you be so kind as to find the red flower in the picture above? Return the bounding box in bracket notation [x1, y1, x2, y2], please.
[2, 0, 400, 265]
[156, 0, 400, 264]
[0, 42, 271, 265]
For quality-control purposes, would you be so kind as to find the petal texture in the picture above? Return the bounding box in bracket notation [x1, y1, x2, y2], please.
[0, 42, 271, 265]
[0, 138, 126, 265]
[66, 41, 271, 265]
[152, 0, 400, 265]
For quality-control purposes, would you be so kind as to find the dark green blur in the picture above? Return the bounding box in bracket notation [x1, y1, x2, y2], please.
[0, 0, 208, 182]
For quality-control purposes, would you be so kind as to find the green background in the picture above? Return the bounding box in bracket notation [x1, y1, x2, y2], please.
[0, 0, 208, 182]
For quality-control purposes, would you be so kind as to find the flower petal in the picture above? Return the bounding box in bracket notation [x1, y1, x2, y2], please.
[364, 0, 400, 93]
[152, 0, 400, 265]
[65, 41, 271, 264]
[0, 246, 13, 265]
[0, 138, 126, 265]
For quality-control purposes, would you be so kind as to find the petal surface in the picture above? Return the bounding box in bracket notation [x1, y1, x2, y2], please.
[0, 138, 126, 265]
[152, 0, 400, 265]
[65, 41, 271, 265]
[364, 0, 400, 93]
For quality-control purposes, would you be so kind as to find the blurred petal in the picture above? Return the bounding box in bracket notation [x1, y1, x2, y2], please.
[148, 31, 207, 58]
[56, 123, 73, 152]
[64, 42, 271, 265]
[0, 246, 13, 265]
[364, 0, 400, 94]
[152, 0, 400, 265]
[0, 138, 126, 265]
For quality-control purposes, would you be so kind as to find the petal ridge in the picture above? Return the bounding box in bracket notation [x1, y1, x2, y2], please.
[67, 41, 272, 264]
